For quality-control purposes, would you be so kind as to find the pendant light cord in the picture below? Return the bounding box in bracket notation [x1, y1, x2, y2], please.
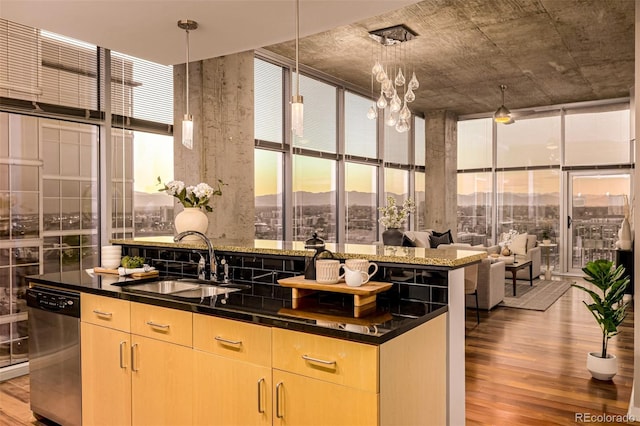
[295, 0, 300, 96]
[186, 28, 190, 117]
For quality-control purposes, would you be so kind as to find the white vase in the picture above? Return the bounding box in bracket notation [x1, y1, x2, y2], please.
[586, 351, 617, 381]
[174, 207, 209, 242]
[618, 217, 632, 249]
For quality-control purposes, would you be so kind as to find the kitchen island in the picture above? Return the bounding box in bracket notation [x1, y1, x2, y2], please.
[28, 239, 484, 425]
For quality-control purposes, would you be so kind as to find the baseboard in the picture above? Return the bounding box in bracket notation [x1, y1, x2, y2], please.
[0, 362, 29, 381]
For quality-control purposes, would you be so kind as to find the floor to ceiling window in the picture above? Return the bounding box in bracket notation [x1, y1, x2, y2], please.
[458, 102, 631, 274]
[110, 52, 174, 239]
[457, 118, 493, 245]
[253, 53, 424, 244]
[0, 21, 102, 369]
[0, 19, 174, 371]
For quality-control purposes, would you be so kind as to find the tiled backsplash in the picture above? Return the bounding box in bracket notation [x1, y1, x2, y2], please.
[122, 245, 450, 313]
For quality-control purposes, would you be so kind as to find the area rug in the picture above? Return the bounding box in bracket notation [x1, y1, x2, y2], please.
[500, 279, 573, 311]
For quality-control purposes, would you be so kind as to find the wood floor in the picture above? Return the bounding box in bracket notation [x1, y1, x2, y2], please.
[0, 276, 635, 425]
[465, 276, 635, 425]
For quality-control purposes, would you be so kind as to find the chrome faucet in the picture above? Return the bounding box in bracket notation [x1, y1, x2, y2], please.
[174, 230, 219, 282]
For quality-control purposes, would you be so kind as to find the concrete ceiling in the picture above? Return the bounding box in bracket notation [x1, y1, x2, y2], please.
[1, 0, 635, 117]
[264, 0, 635, 116]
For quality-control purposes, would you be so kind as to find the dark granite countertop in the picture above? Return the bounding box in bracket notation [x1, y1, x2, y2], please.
[28, 270, 447, 345]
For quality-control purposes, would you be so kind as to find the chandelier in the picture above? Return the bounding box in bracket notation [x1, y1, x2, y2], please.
[367, 24, 418, 133]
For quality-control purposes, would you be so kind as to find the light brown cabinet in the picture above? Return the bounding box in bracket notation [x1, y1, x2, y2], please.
[81, 295, 193, 426]
[81, 322, 132, 426]
[272, 328, 379, 426]
[193, 314, 272, 426]
[81, 293, 132, 426]
[81, 294, 447, 426]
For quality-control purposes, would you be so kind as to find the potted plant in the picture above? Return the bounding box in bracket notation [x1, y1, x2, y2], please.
[378, 196, 415, 246]
[572, 259, 629, 380]
[158, 177, 224, 242]
[541, 229, 551, 245]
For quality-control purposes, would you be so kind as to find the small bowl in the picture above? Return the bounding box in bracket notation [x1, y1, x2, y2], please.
[101, 247, 122, 254]
[101, 259, 121, 269]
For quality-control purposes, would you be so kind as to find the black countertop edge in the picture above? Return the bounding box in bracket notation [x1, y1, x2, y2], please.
[28, 275, 447, 345]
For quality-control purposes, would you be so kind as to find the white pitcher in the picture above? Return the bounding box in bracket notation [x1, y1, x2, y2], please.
[344, 266, 370, 287]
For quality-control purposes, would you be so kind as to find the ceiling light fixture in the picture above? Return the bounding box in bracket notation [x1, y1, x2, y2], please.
[368, 24, 418, 133]
[291, 0, 304, 138]
[178, 19, 198, 149]
[494, 84, 512, 124]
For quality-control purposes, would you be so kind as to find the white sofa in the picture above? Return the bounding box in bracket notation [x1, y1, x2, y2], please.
[404, 229, 541, 281]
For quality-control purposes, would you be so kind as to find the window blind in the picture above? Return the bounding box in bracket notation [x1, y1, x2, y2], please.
[110, 51, 173, 126]
[0, 19, 99, 112]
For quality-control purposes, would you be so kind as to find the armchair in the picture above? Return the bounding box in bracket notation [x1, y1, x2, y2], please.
[437, 244, 506, 310]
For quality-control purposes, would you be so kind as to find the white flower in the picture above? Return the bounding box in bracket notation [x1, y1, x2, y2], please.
[378, 196, 415, 229]
[193, 182, 214, 199]
[158, 177, 224, 213]
[165, 180, 185, 196]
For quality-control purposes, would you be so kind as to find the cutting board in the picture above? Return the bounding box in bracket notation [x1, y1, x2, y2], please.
[94, 267, 159, 278]
[277, 276, 392, 317]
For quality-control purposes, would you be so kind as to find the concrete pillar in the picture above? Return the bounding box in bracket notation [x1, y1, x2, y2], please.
[424, 110, 458, 235]
[174, 51, 255, 246]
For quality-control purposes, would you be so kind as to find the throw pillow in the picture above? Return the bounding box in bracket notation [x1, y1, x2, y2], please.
[404, 230, 432, 247]
[429, 229, 453, 248]
[401, 234, 416, 247]
[510, 233, 528, 255]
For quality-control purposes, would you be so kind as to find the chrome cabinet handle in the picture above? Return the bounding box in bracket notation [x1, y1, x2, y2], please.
[214, 336, 242, 345]
[119, 341, 127, 369]
[275, 382, 284, 419]
[131, 343, 138, 372]
[257, 378, 265, 414]
[146, 321, 170, 329]
[93, 309, 113, 317]
[302, 354, 336, 366]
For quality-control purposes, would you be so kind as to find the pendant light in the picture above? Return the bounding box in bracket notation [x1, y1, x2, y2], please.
[368, 24, 418, 133]
[178, 19, 198, 149]
[291, 0, 304, 137]
[493, 84, 512, 124]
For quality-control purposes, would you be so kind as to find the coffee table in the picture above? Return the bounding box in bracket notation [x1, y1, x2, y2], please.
[505, 260, 533, 296]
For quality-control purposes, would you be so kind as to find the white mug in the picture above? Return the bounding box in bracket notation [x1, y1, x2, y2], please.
[344, 266, 369, 287]
[345, 259, 378, 280]
[315, 259, 345, 284]
[341, 323, 378, 334]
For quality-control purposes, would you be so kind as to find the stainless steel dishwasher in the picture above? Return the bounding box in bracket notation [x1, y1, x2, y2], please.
[27, 286, 81, 426]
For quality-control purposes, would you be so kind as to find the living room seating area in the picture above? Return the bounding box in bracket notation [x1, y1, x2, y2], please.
[403, 230, 543, 311]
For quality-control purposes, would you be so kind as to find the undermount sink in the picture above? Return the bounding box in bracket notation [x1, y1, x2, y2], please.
[125, 280, 200, 294]
[121, 278, 247, 299]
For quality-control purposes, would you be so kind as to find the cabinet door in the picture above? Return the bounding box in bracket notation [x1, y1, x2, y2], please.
[272, 369, 378, 426]
[131, 334, 193, 426]
[193, 350, 272, 426]
[81, 322, 132, 426]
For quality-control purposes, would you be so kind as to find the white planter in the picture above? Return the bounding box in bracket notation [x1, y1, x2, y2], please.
[586, 351, 617, 381]
[174, 207, 209, 242]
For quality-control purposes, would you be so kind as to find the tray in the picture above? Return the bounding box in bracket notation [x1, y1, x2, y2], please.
[93, 267, 159, 278]
[277, 276, 392, 318]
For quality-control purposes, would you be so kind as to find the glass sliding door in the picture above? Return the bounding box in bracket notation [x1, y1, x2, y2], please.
[567, 171, 631, 273]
